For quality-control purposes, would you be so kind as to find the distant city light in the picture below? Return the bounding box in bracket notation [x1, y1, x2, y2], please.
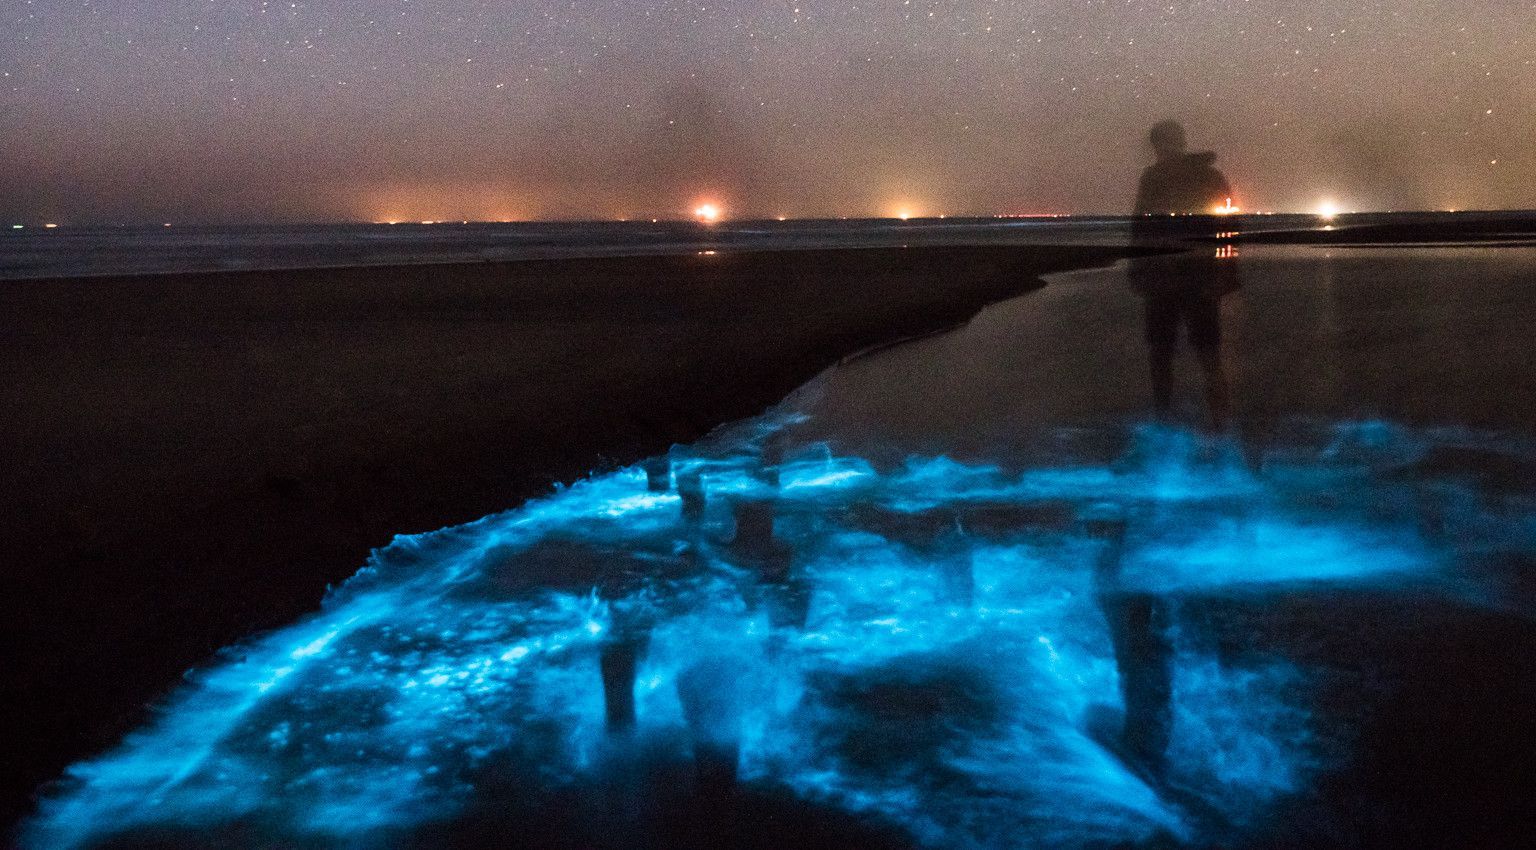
[694, 203, 722, 224]
[1316, 200, 1341, 220]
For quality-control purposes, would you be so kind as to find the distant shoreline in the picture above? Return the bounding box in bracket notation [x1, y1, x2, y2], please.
[7, 211, 1535, 281]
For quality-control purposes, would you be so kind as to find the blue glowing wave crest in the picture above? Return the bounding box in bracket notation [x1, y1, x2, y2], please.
[22, 419, 1536, 848]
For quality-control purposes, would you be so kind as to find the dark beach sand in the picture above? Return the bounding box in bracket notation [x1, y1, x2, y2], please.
[0, 244, 1138, 827]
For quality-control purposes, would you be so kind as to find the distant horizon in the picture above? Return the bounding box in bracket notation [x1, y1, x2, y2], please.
[8, 207, 1536, 231]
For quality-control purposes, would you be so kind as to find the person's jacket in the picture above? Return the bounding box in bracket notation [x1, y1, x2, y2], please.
[1129, 152, 1240, 298]
[1134, 152, 1231, 215]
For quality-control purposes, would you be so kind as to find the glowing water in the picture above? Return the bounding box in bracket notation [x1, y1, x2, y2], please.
[22, 419, 1536, 848]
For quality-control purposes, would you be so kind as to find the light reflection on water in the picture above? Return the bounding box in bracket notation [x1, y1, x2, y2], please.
[23, 413, 1536, 849]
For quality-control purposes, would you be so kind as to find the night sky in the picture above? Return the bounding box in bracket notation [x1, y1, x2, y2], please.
[3, 1, 1532, 223]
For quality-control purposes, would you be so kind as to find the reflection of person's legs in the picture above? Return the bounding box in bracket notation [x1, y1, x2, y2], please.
[1188, 295, 1230, 432]
[1144, 297, 1179, 419]
[1088, 514, 1172, 776]
[600, 635, 646, 732]
[1106, 592, 1174, 774]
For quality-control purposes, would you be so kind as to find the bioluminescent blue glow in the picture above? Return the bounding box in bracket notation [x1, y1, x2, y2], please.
[22, 419, 1536, 848]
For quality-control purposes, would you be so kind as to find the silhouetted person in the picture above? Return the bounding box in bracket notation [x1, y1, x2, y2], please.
[1135, 121, 1231, 217]
[1130, 120, 1238, 431]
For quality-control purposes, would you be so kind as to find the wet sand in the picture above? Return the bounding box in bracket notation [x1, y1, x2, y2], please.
[0, 244, 1138, 827]
[795, 242, 1536, 457]
[782, 241, 1536, 847]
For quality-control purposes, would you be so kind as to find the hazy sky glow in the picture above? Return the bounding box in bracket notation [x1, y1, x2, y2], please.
[3, 1, 1533, 223]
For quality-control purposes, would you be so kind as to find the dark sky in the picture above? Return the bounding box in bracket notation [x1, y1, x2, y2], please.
[3, 1, 1532, 223]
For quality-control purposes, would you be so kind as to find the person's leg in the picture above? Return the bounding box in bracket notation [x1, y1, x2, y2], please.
[1144, 297, 1179, 419]
[1195, 346, 1231, 431]
[1150, 349, 1175, 419]
[1188, 296, 1231, 432]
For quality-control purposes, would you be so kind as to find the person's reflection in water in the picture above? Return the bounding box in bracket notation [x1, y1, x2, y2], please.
[1086, 512, 1175, 783]
[1131, 120, 1240, 432]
